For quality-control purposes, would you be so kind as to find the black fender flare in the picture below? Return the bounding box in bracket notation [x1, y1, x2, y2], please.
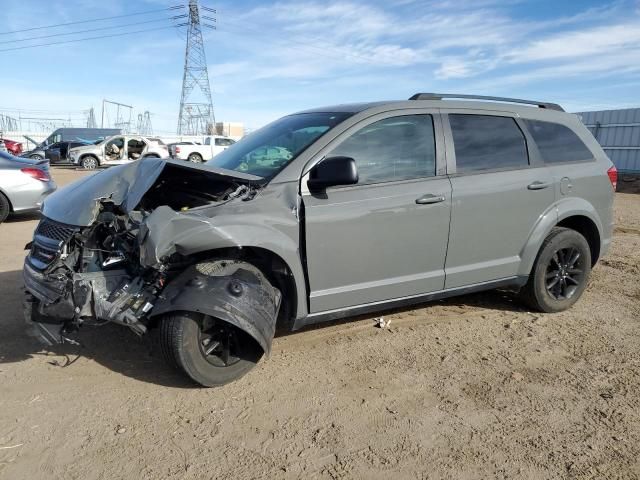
[150, 260, 281, 355]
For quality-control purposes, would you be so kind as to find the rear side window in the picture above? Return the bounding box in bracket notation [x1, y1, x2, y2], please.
[449, 114, 528, 173]
[524, 119, 593, 163]
[330, 115, 436, 185]
[215, 138, 235, 146]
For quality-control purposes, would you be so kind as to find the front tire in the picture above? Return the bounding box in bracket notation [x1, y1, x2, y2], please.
[159, 311, 263, 387]
[30, 154, 44, 160]
[81, 156, 99, 170]
[521, 227, 592, 313]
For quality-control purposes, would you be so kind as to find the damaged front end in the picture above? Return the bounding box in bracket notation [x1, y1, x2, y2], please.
[23, 159, 282, 359]
[24, 210, 164, 342]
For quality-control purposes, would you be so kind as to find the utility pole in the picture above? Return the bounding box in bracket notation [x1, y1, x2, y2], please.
[177, 0, 216, 135]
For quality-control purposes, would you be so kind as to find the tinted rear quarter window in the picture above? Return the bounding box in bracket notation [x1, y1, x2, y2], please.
[449, 114, 528, 173]
[524, 119, 593, 163]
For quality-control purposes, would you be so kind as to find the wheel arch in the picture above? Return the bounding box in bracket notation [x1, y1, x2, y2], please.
[556, 215, 601, 266]
[150, 259, 283, 355]
[518, 198, 605, 276]
[182, 246, 299, 331]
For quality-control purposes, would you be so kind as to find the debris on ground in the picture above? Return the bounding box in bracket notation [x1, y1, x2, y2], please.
[374, 317, 391, 329]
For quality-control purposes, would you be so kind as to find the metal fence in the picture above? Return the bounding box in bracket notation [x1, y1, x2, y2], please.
[578, 108, 640, 174]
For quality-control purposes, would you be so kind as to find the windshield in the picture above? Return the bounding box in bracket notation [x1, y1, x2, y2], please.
[206, 112, 352, 179]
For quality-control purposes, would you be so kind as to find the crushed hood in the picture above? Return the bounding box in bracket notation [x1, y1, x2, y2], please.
[42, 158, 263, 226]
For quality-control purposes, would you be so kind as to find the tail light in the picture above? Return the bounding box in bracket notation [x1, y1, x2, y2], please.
[607, 165, 617, 191]
[175, 146, 181, 154]
[21, 167, 50, 182]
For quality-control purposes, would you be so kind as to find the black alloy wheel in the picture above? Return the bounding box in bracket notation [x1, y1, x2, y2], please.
[198, 316, 245, 367]
[520, 227, 592, 313]
[544, 246, 586, 300]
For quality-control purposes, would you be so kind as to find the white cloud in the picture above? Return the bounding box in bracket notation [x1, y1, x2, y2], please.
[508, 22, 640, 62]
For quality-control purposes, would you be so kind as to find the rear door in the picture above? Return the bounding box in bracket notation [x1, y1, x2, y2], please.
[302, 111, 452, 313]
[443, 111, 556, 288]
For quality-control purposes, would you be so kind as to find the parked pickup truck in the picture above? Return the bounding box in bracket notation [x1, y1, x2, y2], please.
[169, 135, 235, 163]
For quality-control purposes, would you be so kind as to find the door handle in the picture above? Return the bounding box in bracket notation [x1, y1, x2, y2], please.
[415, 194, 446, 205]
[527, 181, 552, 190]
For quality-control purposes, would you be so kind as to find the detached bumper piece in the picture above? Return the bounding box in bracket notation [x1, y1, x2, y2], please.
[23, 262, 155, 343]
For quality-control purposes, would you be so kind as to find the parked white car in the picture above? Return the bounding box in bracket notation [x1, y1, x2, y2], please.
[69, 135, 169, 169]
[169, 135, 235, 163]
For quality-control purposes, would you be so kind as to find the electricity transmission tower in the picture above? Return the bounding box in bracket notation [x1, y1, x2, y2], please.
[0, 114, 19, 132]
[136, 111, 153, 135]
[85, 108, 97, 128]
[177, 0, 216, 135]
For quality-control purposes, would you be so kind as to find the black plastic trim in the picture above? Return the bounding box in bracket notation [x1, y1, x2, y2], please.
[297, 276, 527, 328]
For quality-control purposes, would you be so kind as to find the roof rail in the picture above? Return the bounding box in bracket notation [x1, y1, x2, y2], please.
[409, 93, 564, 112]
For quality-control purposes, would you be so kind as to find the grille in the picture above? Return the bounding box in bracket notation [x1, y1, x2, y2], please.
[35, 217, 78, 242]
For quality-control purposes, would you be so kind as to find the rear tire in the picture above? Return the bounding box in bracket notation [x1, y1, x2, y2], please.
[30, 154, 44, 160]
[187, 153, 203, 163]
[159, 311, 263, 387]
[0, 192, 11, 223]
[520, 227, 592, 313]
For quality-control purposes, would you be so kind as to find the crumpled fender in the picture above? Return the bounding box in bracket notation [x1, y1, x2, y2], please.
[150, 260, 282, 354]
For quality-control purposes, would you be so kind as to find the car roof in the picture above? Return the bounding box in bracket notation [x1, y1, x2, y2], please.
[294, 102, 392, 114]
[293, 94, 569, 120]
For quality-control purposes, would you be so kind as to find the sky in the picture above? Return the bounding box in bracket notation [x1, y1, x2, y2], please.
[1, 0, 640, 134]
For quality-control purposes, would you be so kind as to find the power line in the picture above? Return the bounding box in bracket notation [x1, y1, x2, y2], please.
[0, 5, 185, 36]
[0, 15, 187, 45]
[0, 25, 186, 53]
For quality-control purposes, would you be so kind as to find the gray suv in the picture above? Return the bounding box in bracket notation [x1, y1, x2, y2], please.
[23, 93, 616, 387]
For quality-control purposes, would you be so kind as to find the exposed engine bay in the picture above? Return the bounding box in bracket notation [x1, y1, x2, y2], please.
[23, 160, 280, 351]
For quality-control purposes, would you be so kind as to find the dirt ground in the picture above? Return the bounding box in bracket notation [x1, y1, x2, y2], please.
[1, 167, 639, 480]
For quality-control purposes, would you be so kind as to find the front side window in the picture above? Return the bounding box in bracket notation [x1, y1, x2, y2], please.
[449, 114, 528, 173]
[524, 119, 593, 163]
[329, 115, 436, 185]
[208, 112, 352, 179]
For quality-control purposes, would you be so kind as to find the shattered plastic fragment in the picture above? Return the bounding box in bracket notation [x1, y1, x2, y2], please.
[374, 317, 390, 329]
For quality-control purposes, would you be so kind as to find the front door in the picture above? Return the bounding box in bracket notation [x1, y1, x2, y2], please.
[443, 112, 557, 288]
[104, 137, 126, 164]
[302, 113, 452, 313]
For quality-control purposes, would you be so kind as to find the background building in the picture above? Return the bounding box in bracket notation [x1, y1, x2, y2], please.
[215, 122, 245, 140]
[578, 107, 640, 175]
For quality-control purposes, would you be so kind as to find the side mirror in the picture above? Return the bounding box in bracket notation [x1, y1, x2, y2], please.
[307, 156, 358, 193]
